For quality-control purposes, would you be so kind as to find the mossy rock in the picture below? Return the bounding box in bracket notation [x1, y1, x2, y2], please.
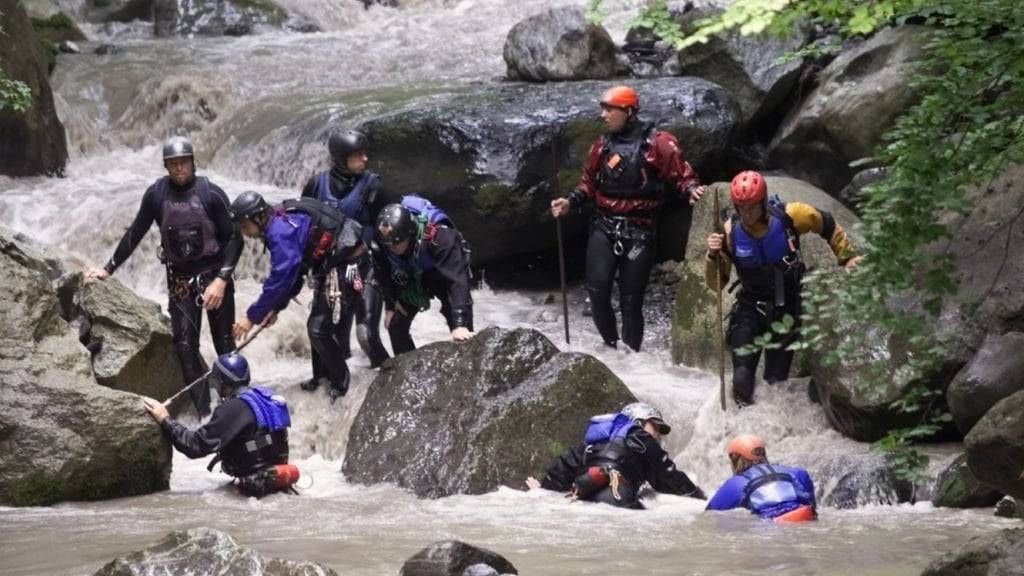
[31, 12, 87, 44]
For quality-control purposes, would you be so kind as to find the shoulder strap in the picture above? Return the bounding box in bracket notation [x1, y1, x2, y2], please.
[196, 177, 213, 216]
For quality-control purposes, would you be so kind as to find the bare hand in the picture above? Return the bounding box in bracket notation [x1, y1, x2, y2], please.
[844, 255, 864, 271]
[526, 476, 541, 490]
[233, 317, 254, 340]
[451, 327, 474, 341]
[202, 278, 227, 311]
[706, 233, 724, 254]
[86, 268, 109, 282]
[143, 397, 169, 424]
[550, 198, 570, 219]
[689, 185, 706, 206]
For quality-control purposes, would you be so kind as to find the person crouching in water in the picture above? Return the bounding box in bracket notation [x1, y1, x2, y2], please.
[706, 435, 817, 523]
[527, 402, 704, 509]
[142, 352, 299, 498]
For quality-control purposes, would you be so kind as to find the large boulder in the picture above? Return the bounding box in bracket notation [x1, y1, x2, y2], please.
[920, 528, 1024, 576]
[360, 78, 742, 265]
[343, 327, 636, 498]
[769, 26, 929, 194]
[0, 0, 69, 177]
[933, 453, 1003, 509]
[0, 242, 171, 506]
[93, 528, 338, 576]
[947, 333, 1024, 436]
[503, 6, 616, 82]
[671, 176, 861, 372]
[400, 541, 518, 576]
[153, 0, 288, 37]
[810, 453, 914, 509]
[965, 390, 1024, 500]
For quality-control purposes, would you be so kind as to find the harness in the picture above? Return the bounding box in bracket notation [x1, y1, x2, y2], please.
[594, 213, 654, 257]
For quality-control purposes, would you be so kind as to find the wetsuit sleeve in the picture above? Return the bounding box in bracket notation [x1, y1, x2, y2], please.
[638, 434, 705, 499]
[207, 183, 242, 280]
[650, 131, 700, 201]
[786, 202, 857, 264]
[300, 173, 318, 199]
[246, 219, 305, 324]
[428, 229, 473, 329]
[365, 176, 388, 222]
[104, 185, 160, 274]
[794, 468, 817, 507]
[706, 475, 747, 511]
[540, 443, 588, 492]
[568, 139, 604, 209]
[704, 218, 733, 290]
[159, 398, 253, 459]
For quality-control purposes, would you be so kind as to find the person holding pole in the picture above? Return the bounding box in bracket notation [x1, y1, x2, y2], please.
[550, 85, 704, 352]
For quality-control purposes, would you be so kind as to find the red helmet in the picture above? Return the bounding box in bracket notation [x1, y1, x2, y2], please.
[728, 434, 767, 462]
[730, 170, 767, 205]
[600, 86, 639, 110]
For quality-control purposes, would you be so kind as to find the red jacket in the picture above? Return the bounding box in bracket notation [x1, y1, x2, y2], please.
[571, 129, 700, 223]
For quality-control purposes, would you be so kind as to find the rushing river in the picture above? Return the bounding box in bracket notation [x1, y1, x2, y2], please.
[0, 1, 1014, 574]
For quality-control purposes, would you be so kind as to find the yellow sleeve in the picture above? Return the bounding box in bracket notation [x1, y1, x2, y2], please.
[785, 202, 857, 264]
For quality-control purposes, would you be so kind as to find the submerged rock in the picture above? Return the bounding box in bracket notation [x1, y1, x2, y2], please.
[920, 528, 1024, 576]
[343, 327, 635, 498]
[932, 453, 1003, 509]
[93, 527, 338, 575]
[400, 540, 518, 576]
[153, 0, 289, 37]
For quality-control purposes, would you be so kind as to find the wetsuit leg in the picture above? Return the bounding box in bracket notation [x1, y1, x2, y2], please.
[764, 297, 801, 384]
[307, 277, 351, 399]
[168, 281, 211, 417]
[355, 258, 390, 368]
[617, 236, 656, 352]
[387, 303, 419, 355]
[335, 300, 355, 361]
[585, 226, 620, 347]
[206, 276, 236, 355]
[728, 298, 767, 407]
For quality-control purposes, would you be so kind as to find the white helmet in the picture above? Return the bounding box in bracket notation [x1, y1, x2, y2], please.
[622, 402, 671, 434]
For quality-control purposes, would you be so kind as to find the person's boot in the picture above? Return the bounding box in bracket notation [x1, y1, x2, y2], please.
[329, 372, 351, 404]
[300, 377, 328, 392]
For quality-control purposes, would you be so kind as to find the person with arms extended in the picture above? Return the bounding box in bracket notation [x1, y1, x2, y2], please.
[527, 402, 704, 509]
[87, 136, 241, 417]
[300, 130, 390, 383]
[143, 352, 299, 498]
[706, 435, 817, 523]
[550, 85, 704, 352]
[705, 170, 861, 406]
[230, 191, 364, 402]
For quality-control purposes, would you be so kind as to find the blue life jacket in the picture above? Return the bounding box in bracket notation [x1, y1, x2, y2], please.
[730, 196, 803, 302]
[401, 194, 454, 228]
[584, 412, 636, 445]
[240, 387, 291, 432]
[740, 463, 814, 519]
[315, 170, 378, 242]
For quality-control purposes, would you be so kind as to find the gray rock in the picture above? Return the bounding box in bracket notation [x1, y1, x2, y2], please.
[838, 165, 886, 213]
[93, 527, 338, 576]
[933, 453, 1003, 509]
[343, 327, 636, 498]
[94, 43, 123, 55]
[769, 26, 929, 194]
[0, 1, 68, 176]
[400, 540, 517, 576]
[810, 453, 914, 509]
[359, 77, 742, 265]
[994, 496, 1022, 519]
[966, 390, 1024, 500]
[948, 333, 1024, 436]
[0, 225, 66, 280]
[503, 6, 616, 82]
[920, 528, 1024, 576]
[153, 0, 289, 37]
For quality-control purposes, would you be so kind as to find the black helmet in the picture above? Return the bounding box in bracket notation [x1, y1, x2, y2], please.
[328, 130, 367, 165]
[230, 191, 270, 223]
[376, 203, 418, 246]
[210, 352, 250, 389]
[162, 136, 194, 160]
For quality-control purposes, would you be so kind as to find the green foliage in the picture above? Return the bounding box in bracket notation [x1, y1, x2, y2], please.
[630, 0, 687, 47]
[585, 0, 606, 25]
[0, 67, 32, 113]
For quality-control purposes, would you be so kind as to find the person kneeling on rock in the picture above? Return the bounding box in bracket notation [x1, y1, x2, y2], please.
[526, 402, 705, 509]
[143, 352, 299, 498]
[706, 434, 817, 523]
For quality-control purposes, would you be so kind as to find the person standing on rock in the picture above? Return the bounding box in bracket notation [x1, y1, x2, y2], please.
[369, 200, 474, 354]
[706, 435, 817, 522]
[550, 85, 705, 352]
[705, 170, 862, 407]
[230, 191, 365, 402]
[87, 136, 241, 418]
[526, 402, 705, 509]
[143, 352, 300, 498]
[299, 130, 390, 388]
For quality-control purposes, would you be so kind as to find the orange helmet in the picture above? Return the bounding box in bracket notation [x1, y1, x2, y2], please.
[728, 434, 767, 462]
[600, 86, 639, 110]
[730, 170, 767, 205]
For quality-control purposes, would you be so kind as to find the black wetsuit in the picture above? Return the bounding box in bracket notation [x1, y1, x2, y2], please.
[301, 168, 389, 368]
[369, 226, 473, 354]
[540, 427, 704, 509]
[105, 176, 241, 416]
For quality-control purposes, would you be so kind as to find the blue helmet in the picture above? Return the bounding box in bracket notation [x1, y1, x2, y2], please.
[211, 352, 250, 388]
